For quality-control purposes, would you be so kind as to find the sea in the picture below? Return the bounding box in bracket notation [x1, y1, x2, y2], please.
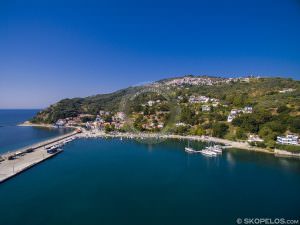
[0, 109, 299, 225]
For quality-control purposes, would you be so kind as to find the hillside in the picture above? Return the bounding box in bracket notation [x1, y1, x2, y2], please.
[31, 75, 300, 149]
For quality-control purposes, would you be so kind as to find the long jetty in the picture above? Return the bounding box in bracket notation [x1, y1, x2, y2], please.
[0, 131, 78, 183]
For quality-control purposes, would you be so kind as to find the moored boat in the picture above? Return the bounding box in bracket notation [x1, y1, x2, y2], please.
[185, 147, 197, 153]
[200, 149, 217, 157]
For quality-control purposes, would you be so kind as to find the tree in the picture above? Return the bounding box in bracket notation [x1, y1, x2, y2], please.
[212, 123, 229, 138]
[236, 128, 247, 140]
[180, 106, 194, 125]
[288, 116, 300, 133]
[189, 125, 205, 136]
[277, 105, 290, 114]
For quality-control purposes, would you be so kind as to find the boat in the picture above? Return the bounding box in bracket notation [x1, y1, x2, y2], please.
[185, 147, 197, 153]
[200, 149, 217, 157]
[206, 145, 222, 154]
[185, 140, 199, 153]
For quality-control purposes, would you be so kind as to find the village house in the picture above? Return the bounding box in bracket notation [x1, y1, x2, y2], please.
[227, 115, 235, 122]
[115, 112, 126, 121]
[175, 122, 187, 127]
[189, 95, 210, 104]
[248, 134, 264, 143]
[202, 105, 211, 112]
[227, 107, 252, 123]
[55, 119, 66, 127]
[147, 100, 155, 106]
[277, 134, 299, 145]
[279, 88, 296, 93]
[243, 106, 253, 114]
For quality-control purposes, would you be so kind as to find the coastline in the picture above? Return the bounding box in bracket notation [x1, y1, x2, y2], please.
[14, 122, 300, 159]
[79, 130, 300, 159]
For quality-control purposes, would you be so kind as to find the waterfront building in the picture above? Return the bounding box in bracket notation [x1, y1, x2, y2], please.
[277, 134, 299, 145]
[55, 119, 66, 127]
[248, 134, 263, 142]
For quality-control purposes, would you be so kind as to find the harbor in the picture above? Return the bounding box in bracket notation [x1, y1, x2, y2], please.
[1, 128, 299, 184]
[0, 131, 79, 183]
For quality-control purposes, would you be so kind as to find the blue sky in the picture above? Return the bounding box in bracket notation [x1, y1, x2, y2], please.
[0, 0, 300, 108]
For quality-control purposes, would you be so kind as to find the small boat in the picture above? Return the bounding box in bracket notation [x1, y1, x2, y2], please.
[200, 149, 217, 157]
[185, 147, 196, 153]
[185, 140, 198, 153]
[206, 145, 222, 154]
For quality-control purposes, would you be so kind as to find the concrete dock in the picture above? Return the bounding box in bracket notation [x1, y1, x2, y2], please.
[0, 131, 78, 183]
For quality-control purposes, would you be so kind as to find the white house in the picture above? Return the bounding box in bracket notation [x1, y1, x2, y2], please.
[248, 134, 263, 142]
[157, 123, 164, 128]
[243, 106, 253, 114]
[175, 122, 187, 127]
[227, 115, 236, 122]
[55, 119, 66, 127]
[277, 134, 299, 145]
[202, 105, 211, 112]
[148, 100, 155, 106]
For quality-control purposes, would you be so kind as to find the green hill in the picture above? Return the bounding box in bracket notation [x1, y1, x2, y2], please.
[31, 75, 300, 149]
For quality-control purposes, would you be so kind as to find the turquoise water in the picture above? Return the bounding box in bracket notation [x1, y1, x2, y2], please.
[0, 109, 72, 153]
[0, 110, 300, 225]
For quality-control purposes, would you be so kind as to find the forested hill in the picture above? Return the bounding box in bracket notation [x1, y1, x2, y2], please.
[32, 76, 299, 124]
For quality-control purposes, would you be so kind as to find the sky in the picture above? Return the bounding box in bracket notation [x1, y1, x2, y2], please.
[0, 0, 300, 109]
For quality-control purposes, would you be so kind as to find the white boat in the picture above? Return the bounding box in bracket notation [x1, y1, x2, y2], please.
[185, 147, 197, 153]
[185, 140, 197, 153]
[200, 149, 217, 157]
[206, 145, 222, 154]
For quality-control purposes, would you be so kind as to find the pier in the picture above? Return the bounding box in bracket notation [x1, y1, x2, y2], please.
[0, 131, 78, 183]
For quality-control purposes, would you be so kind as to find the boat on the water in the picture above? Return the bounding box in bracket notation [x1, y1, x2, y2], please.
[206, 145, 222, 154]
[185, 140, 199, 153]
[200, 149, 217, 157]
[185, 147, 197, 153]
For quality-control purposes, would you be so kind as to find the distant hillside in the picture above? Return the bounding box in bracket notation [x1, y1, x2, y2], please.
[32, 75, 299, 123]
[31, 75, 300, 149]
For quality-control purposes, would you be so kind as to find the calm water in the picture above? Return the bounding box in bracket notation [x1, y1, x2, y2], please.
[0, 109, 72, 153]
[0, 111, 300, 225]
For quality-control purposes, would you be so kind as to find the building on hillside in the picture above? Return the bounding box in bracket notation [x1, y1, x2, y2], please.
[279, 88, 295, 93]
[243, 106, 253, 114]
[55, 119, 66, 127]
[175, 122, 187, 127]
[157, 123, 164, 128]
[277, 134, 299, 145]
[202, 105, 211, 112]
[148, 100, 155, 106]
[248, 134, 263, 142]
[227, 115, 236, 122]
[115, 112, 126, 121]
[189, 95, 210, 104]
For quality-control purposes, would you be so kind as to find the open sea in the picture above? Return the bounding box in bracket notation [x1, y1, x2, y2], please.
[0, 110, 299, 225]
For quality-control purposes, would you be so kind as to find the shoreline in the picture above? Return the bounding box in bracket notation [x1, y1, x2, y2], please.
[15, 122, 300, 159]
[79, 130, 300, 159]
